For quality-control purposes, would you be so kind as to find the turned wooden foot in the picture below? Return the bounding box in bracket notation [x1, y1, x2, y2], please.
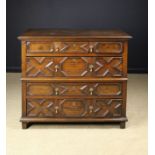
[120, 122, 126, 129]
[22, 122, 30, 129]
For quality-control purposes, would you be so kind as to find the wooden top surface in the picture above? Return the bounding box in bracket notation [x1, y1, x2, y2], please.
[18, 29, 132, 40]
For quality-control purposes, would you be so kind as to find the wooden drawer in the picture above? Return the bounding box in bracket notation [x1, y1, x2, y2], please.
[26, 56, 124, 77]
[26, 98, 123, 118]
[26, 82, 123, 97]
[26, 42, 123, 54]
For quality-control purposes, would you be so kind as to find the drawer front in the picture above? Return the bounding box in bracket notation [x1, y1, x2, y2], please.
[26, 98, 123, 118]
[26, 42, 123, 54]
[27, 42, 90, 54]
[26, 82, 123, 97]
[26, 56, 123, 77]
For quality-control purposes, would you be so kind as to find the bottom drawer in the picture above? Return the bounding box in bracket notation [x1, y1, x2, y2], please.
[26, 98, 123, 118]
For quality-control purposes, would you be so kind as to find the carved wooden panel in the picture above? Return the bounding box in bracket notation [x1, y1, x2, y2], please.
[58, 99, 122, 118]
[27, 83, 54, 96]
[59, 57, 90, 76]
[27, 99, 56, 117]
[27, 42, 122, 54]
[92, 99, 122, 118]
[27, 42, 90, 54]
[89, 42, 122, 54]
[26, 82, 122, 97]
[26, 57, 55, 77]
[26, 57, 123, 77]
[94, 57, 123, 77]
[59, 99, 86, 117]
[88, 83, 122, 96]
[27, 42, 55, 53]
[26, 98, 123, 118]
[55, 42, 90, 53]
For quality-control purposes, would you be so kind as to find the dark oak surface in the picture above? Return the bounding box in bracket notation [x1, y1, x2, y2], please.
[19, 29, 131, 129]
[26, 82, 124, 97]
[26, 56, 124, 78]
[18, 29, 132, 39]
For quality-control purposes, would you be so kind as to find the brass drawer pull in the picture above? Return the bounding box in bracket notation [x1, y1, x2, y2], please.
[89, 88, 94, 95]
[50, 48, 54, 52]
[89, 105, 93, 113]
[55, 48, 59, 52]
[89, 64, 94, 72]
[26, 42, 30, 46]
[55, 106, 59, 114]
[54, 65, 59, 72]
[55, 88, 59, 95]
[89, 46, 93, 53]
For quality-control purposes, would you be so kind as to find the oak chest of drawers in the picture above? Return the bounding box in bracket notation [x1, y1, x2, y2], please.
[18, 29, 132, 129]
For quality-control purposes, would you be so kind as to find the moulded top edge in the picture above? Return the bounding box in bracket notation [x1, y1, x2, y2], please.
[18, 29, 133, 40]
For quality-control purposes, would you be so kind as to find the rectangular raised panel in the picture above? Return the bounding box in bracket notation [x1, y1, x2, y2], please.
[26, 42, 122, 54]
[27, 42, 54, 53]
[60, 99, 86, 117]
[26, 98, 123, 118]
[95, 83, 122, 96]
[91, 42, 123, 54]
[26, 57, 124, 77]
[27, 83, 54, 96]
[26, 82, 123, 97]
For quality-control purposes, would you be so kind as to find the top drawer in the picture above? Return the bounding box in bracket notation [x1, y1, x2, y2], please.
[26, 42, 123, 55]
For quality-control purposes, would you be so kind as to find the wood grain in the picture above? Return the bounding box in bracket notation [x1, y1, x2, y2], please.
[18, 29, 131, 129]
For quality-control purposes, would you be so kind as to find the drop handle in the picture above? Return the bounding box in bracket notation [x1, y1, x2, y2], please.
[89, 64, 94, 72]
[55, 88, 59, 95]
[89, 105, 93, 113]
[89, 88, 94, 95]
[89, 46, 93, 53]
[54, 65, 59, 72]
[55, 47, 59, 52]
[50, 47, 54, 52]
[55, 106, 59, 114]
[26, 42, 30, 46]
